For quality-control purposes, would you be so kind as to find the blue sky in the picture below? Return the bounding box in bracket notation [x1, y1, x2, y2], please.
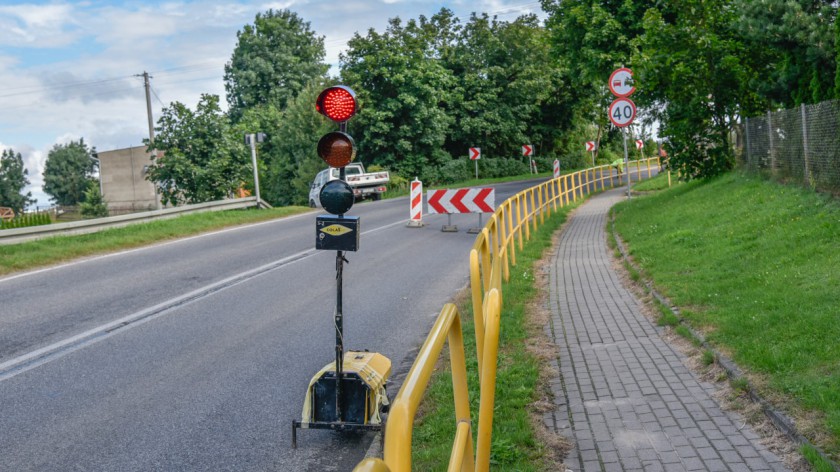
[0, 0, 544, 208]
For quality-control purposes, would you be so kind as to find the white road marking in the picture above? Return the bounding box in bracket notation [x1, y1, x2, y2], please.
[0, 218, 410, 382]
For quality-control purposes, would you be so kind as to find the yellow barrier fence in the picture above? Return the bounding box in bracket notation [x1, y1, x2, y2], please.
[353, 157, 660, 472]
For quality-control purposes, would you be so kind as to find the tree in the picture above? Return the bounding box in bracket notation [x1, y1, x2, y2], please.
[80, 182, 108, 218]
[542, 0, 658, 162]
[231, 80, 334, 206]
[147, 94, 249, 205]
[224, 9, 329, 121]
[733, 0, 837, 107]
[634, 1, 755, 179]
[43, 139, 97, 206]
[341, 14, 457, 180]
[0, 148, 34, 214]
[444, 13, 563, 160]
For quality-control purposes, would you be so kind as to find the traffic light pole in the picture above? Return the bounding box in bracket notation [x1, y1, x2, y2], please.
[334, 122, 348, 422]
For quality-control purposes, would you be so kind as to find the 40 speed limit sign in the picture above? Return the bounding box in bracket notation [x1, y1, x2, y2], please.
[608, 97, 636, 128]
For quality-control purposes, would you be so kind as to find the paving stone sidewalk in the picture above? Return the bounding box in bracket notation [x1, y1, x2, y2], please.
[543, 188, 788, 472]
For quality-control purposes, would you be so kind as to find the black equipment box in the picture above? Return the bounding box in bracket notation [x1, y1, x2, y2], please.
[316, 215, 360, 251]
[312, 372, 369, 424]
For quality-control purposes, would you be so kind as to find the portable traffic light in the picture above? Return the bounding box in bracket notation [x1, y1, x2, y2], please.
[315, 85, 358, 216]
[293, 84, 390, 448]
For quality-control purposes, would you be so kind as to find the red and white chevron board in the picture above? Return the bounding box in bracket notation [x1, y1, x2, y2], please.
[427, 188, 495, 214]
[522, 144, 533, 156]
[469, 147, 481, 160]
[410, 179, 423, 221]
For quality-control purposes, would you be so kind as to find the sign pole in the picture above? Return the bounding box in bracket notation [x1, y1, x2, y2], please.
[475, 159, 478, 179]
[622, 127, 630, 198]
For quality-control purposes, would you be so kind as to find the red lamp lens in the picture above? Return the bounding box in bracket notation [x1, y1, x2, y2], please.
[317, 131, 356, 167]
[316, 86, 357, 122]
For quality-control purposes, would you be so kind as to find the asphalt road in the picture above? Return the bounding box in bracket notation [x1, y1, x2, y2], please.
[0, 177, 552, 471]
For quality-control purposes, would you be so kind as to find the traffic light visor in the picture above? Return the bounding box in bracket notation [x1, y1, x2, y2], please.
[317, 131, 356, 168]
[316, 86, 357, 122]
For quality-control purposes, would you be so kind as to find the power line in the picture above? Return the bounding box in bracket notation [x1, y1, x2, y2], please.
[0, 76, 136, 99]
[149, 85, 167, 108]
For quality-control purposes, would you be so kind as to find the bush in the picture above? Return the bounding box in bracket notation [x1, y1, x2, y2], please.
[80, 184, 109, 219]
[0, 212, 52, 230]
[420, 159, 472, 185]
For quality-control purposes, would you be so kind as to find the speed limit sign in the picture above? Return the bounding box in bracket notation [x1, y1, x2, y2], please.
[608, 97, 636, 128]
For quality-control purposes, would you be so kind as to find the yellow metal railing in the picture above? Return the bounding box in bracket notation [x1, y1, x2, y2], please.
[353, 157, 660, 472]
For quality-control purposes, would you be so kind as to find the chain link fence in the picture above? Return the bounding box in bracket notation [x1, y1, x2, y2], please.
[743, 99, 840, 194]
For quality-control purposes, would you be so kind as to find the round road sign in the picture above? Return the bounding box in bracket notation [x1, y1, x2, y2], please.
[608, 68, 635, 97]
[608, 98, 636, 128]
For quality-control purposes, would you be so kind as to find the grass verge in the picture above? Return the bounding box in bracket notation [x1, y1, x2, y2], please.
[632, 171, 677, 192]
[0, 206, 310, 277]
[411, 202, 577, 471]
[611, 171, 840, 464]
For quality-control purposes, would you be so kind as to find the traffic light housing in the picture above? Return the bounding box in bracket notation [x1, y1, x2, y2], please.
[317, 131, 356, 168]
[315, 85, 358, 219]
[316, 86, 357, 123]
[319, 179, 355, 215]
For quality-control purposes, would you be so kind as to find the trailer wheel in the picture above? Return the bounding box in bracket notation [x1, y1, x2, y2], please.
[372, 193, 382, 201]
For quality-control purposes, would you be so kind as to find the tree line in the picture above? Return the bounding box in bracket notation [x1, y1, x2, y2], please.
[5, 2, 836, 212]
[148, 2, 838, 207]
[1, 139, 103, 216]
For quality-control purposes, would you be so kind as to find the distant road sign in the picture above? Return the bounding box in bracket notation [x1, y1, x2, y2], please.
[635, 140, 644, 150]
[609, 68, 635, 97]
[522, 144, 533, 157]
[469, 147, 481, 160]
[585, 141, 596, 152]
[608, 98, 636, 128]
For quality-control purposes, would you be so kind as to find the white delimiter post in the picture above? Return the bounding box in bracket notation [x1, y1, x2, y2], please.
[407, 178, 424, 227]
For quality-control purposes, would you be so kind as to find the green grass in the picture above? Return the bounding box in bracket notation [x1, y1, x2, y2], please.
[0, 206, 310, 276]
[632, 171, 677, 192]
[612, 171, 840, 462]
[412, 204, 576, 471]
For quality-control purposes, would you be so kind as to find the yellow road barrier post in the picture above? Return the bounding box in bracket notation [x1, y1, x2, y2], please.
[475, 290, 501, 471]
[381, 304, 473, 472]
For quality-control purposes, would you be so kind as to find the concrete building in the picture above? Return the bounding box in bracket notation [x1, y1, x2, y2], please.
[98, 146, 161, 214]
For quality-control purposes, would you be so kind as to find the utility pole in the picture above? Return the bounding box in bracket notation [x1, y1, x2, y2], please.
[137, 71, 161, 209]
[142, 71, 155, 144]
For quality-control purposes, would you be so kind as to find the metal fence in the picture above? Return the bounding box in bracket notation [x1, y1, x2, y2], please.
[743, 99, 840, 193]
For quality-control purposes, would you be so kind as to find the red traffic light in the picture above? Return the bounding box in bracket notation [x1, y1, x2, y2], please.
[317, 131, 356, 168]
[316, 86, 357, 122]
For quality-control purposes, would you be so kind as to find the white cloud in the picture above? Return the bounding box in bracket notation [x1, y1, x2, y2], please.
[1, 0, 547, 209]
[0, 3, 80, 47]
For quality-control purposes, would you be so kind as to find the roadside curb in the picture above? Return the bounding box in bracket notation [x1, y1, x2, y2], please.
[608, 213, 840, 472]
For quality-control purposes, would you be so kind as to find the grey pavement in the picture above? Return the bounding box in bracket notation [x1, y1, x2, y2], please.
[543, 188, 789, 472]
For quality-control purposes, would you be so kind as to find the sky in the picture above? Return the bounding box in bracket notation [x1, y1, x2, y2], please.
[0, 0, 545, 209]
